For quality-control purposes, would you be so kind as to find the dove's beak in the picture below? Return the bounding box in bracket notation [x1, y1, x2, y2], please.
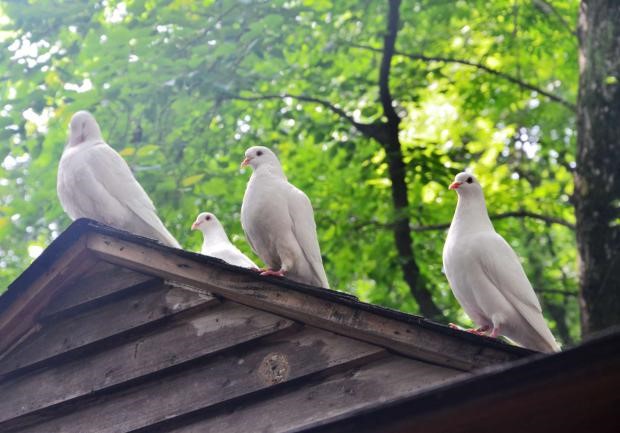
[241, 157, 251, 168]
[449, 181, 462, 190]
[191, 221, 200, 230]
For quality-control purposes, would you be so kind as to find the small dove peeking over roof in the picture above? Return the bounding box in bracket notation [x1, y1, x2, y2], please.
[442, 172, 560, 353]
[191, 211, 258, 269]
[240, 146, 330, 288]
[57, 111, 180, 248]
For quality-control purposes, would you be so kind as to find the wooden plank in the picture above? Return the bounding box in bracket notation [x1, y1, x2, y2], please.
[167, 356, 466, 433]
[0, 302, 294, 425]
[86, 233, 524, 371]
[0, 239, 95, 356]
[9, 328, 385, 433]
[291, 333, 620, 433]
[41, 262, 155, 319]
[0, 282, 217, 377]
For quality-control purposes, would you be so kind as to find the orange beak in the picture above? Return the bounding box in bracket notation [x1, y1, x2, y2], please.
[241, 157, 251, 168]
[191, 221, 200, 230]
[449, 181, 462, 190]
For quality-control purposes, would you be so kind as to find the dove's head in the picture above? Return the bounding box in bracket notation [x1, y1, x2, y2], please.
[191, 212, 222, 233]
[449, 172, 483, 196]
[68, 111, 102, 147]
[241, 146, 280, 170]
[192, 212, 224, 236]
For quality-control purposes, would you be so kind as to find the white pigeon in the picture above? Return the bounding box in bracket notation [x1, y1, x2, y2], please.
[57, 111, 181, 248]
[442, 172, 560, 353]
[240, 146, 330, 288]
[191, 211, 258, 269]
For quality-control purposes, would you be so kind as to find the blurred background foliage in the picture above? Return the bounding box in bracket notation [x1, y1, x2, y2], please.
[0, 0, 580, 344]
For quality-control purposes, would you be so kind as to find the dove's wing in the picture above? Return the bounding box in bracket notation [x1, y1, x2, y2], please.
[285, 184, 329, 288]
[59, 142, 180, 248]
[475, 231, 559, 351]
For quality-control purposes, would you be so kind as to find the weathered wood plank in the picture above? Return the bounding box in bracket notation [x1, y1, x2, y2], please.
[166, 356, 466, 433]
[86, 233, 526, 370]
[41, 262, 155, 320]
[0, 302, 293, 425]
[288, 332, 620, 433]
[0, 282, 217, 377]
[10, 328, 385, 433]
[0, 239, 95, 356]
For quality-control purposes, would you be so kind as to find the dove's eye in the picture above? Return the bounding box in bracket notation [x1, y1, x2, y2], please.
[205, 215, 211, 221]
[257, 150, 263, 156]
[466, 177, 473, 184]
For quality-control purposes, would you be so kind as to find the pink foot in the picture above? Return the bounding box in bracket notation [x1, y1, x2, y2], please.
[260, 269, 286, 277]
[489, 327, 500, 338]
[450, 323, 491, 336]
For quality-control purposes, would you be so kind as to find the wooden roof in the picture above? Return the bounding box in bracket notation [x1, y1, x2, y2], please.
[0, 219, 542, 432]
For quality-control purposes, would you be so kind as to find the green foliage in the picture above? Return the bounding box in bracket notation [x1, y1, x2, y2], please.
[0, 0, 580, 343]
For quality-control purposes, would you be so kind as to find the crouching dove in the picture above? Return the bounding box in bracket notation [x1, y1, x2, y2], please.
[442, 172, 560, 353]
[57, 111, 180, 248]
[240, 146, 329, 288]
[191, 211, 258, 269]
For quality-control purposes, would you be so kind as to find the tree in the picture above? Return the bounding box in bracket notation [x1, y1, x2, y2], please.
[575, 0, 620, 335]
[0, 0, 582, 343]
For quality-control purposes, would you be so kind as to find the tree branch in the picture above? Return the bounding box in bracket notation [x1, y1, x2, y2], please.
[224, 92, 385, 140]
[533, 0, 577, 37]
[379, 0, 401, 124]
[348, 210, 574, 234]
[350, 43, 577, 112]
[410, 210, 575, 232]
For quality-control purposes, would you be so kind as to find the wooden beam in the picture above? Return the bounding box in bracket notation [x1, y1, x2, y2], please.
[86, 233, 525, 371]
[8, 328, 385, 433]
[0, 236, 95, 357]
[0, 281, 217, 377]
[166, 356, 463, 433]
[0, 302, 294, 426]
[41, 262, 155, 320]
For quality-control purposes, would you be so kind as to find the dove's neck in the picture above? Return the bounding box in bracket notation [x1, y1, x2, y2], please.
[252, 163, 287, 181]
[450, 192, 494, 236]
[201, 226, 231, 250]
[67, 138, 104, 149]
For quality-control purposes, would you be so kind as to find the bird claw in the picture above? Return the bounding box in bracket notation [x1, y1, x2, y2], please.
[260, 269, 286, 277]
[449, 323, 491, 336]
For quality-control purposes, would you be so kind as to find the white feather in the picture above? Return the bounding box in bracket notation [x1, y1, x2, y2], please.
[240, 146, 329, 288]
[192, 212, 257, 269]
[443, 172, 560, 353]
[57, 111, 180, 248]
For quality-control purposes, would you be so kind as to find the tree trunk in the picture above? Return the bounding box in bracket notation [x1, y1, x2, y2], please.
[575, 0, 620, 335]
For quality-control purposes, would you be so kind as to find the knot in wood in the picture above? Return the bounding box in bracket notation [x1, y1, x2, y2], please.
[258, 352, 290, 385]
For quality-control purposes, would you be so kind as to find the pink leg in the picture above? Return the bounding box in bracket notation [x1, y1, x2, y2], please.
[489, 327, 500, 338]
[450, 323, 491, 336]
[260, 268, 286, 277]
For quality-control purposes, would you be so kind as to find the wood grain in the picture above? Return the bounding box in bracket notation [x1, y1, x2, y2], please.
[167, 356, 465, 433]
[0, 282, 216, 377]
[9, 328, 385, 433]
[41, 262, 155, 320]
[0, 302, 293, 425]
[0, 239, 95, 356]
[87, 233, 525, 370]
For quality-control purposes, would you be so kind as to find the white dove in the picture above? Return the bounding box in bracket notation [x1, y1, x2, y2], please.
[442, 172, 560, 353]
[191, 211, 258, 269]
[240, 146, 329, 288]
[57, 111, 180, 248]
